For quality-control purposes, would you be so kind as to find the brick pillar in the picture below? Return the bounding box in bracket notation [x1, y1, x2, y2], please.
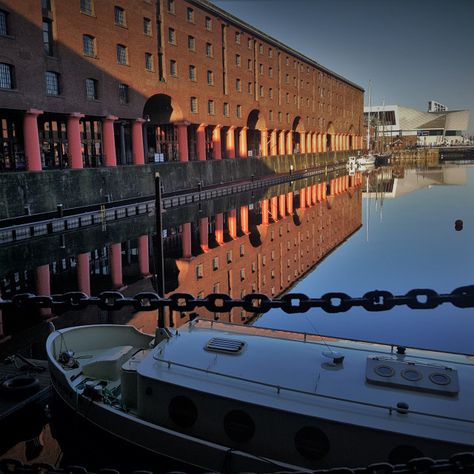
[278, 130, 286, 155]
[270, 129, 278, 156]
[228, 209, 237, 239]
[197, 123, 207, 161]
[110, 243, 123, 289]
[279, 194, 286, 218]
[176, 122, 189, 162]
[307, 132, 312, 153]
[312, 133, 317, 153]
[132, 118, 146, 165]
[261, 199, 269, 225]
[239, 127, 248, 158]
[286, 131, 293, 155]
[182, 223, 192, 258]
[138, 235, 150, 276]
[199, 217, 209, 252]
[103, 115, 118, 166]
[260, 129, 268, 157]
[23, 109, 43, 171]
[300, 131, 306, 153]
[271, 196, 278, 221]
[67, 112, 84, 169]
[77, 252, 91, 295]
[286, 192, 294, 214]
[226, 126, 235, 158]
[212, 125, 222, 160]
[240, 205, 249, 234]
[215, 213, 224, 244]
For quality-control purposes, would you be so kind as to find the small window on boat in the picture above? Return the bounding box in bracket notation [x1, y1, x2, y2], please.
[168, 395, 198, 428]
[224, 410, 255, 443]
[374, 365, 394, 378]
[294, 426, 330, 460]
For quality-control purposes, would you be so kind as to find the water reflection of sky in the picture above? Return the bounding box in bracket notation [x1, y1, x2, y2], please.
[255, 165, 474, 354]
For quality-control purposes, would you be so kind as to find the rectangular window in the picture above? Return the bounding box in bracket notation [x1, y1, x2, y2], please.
[83, 34, 95, 57]
[45, 71, 59, 95]
[205, 16, 212, 30]
[259, 63, 263, 75]
[240, 268, 245, 280]
[145, 53, 153, 71]
[168, 27, 175, 44]
[247, 82, 252, 94]
[208, 100, 215, 115]
[42, 0, 51, 11]
[269, 88, 273, 98]
[143, 17, 152, 35]
[206, 42, 213, 57]
[196, 264, 203, 279]
[167, 0, 174, 13]
[187, 35, 195, 51]
[80, 0, 93, 15]
[116, 44, 127, 64]
[189, 64, 196, 81]
[259, 43, 263, 54]
[42, 20, 53, 56]
[260, 85, 264, 97]
[226, 250, 232, 263]
[278, 111, 282, 123]
[190, 96, 197, 113]
[235, 31, 240, 44]
[240, 244, 245, 256]
[186, 7, 194, 22]
[85, 78, 98, 100]
[269, 109, 273, 121]
[285, 73, 289, 84]
[0, 63, 13, 89]
[207, 70, 214, 85]
[114, 6, 126, 26]
[236, 104, 241, 118]
[223, 102, 229, 117]
[0, 10, 7, 36]
[269, 67, 273, 78]
[212, 257, 219, 271]
[118, 83, 129, 104]
[247, 59, 252, 70]
[236, 78, 241, 91]
[169, 59, 177, 76]
[235, 54, 241, 67]
[269, 47, 273, 58]
[247, 38, 252, 49]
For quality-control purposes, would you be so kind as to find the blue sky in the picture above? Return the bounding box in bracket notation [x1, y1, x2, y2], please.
[211, 0, 473, 132]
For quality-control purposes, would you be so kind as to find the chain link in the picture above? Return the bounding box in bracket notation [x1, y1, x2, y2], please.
[1, 285, 474, 315]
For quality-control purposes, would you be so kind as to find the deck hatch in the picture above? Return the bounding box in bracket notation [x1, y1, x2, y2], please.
[205, 338, 245, 354]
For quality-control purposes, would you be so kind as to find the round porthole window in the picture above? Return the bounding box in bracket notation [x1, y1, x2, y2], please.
[429, 372, 451, 386]
[401, 368, 422, 382]
[224, 410, 255, 443]
[168, 396, 198, 428]
[374, 365, 395, 377]
[294, 426, 330, 461]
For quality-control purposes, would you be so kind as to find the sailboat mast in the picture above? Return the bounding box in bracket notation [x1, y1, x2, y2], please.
[367, 80, 372, 152]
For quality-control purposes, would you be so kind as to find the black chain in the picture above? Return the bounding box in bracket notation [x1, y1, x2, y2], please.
[1, 285, 473, 315]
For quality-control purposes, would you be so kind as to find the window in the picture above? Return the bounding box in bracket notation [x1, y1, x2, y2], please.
[235, 54, 241, 67]
[278, 111, 282, 123]
[259, 43, 263, 54]
[187, 7, 194, 22]
[189, 65, 196, 81]
[223, 102, 229, 117]
[116, 44, 127, 64]
[208, 100, 215, 115]
[236, 78, 241, 92]
[114, 6, 126, 26]
[169, 59, 177, 76]
[205, 42, 213, 57]
[167, 0, 175, 13]
[269, 88, 273, 98]
[45, 71, 59, 95]
[0, 63, 13, 89]
[143, 17, 152, 35]
[196, 265, 203, 279]
[286, 92, 289, 103]
[226, 251, 232, 263]
[168, 27, 175, 44]
[118, 83, 129, 104]
[240, 244, 245, 256]
[42, 0, 51, 11]
[42, 20, 53, 56]
[212, 257, 219, 271]
[235, 31, 240, 44]
[269, 67, 273, 78]
[145, 53, 153, 71]
[190, 96, 197, 113]
[0, 10, 9, 36]
[80, 0, 93, 15]
[187, 35, 195, 51]
[285, 73, 289, 84]
[247, 38, 252, 49]
[247, 59, 252, 70]
[236, 104, 241, 118]
[207, 70, 214, 85]
[83, 34, 96, 57]
[269, 109, 273, 121]
[286, 56, 289, 66]
[85, 78, 98, 100]
[259, 64, 263, 75]
[247, 82, 252, 94]
[260, 85, 264, 97]
[240, 268, 245, 280]
[269, 47, 273, 58]
[205, 16, 212, 30]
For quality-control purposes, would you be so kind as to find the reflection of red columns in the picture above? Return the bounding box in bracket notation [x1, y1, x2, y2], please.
[132, 118, 146, 165]
[260, 129, 268, 157]
[286, 192, 294, 214]
[228, 210, 237, 239]
[199, 217, 209, 252]
[103, 115, 118, 166]
[212, 126, 222, 160]
[279, 194, 286, 218]
[330, 179, 336, 196]
[286, 131, 293, 155]
[24, 109, 43, 171]
[77, 252, 91, 295]
[240, 205, 249, 234]
[317, 183, 322, 202]
[67, 112, 85, 169]
[36, 264, 51, 317]
[306, 187, 311, 206]
[270, 129, 277, 156]
[278, 130, 286, 155]
[176, 121, 189, 162]
[322, 182, 327, 200]
[138, 235, 150, 276]
[299, 188, 306, 208]
[110, 243, 123, 289]
[226, 127, 235, 159]
[197, 123, 207, 161]
[300, 132, 306, 153]
[312, 185, 317, 204]
[261, 199, 269, 225]
[182, 223, 192, 258]
[239, 127, 247, 158]
[215, 213, 224, 244]
[271, 196, 278, 221]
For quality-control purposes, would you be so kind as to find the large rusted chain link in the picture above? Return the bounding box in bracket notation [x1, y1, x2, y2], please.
[0, 285, 473, 315]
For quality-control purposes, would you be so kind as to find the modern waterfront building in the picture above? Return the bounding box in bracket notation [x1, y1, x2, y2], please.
[364, 101, 470, 148]
[0, 0, 364, 173]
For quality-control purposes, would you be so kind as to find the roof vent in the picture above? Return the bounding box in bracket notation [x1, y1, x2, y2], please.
[205, 338, 245, 355]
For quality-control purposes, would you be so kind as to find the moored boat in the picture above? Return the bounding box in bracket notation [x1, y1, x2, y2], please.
[46, 319, 474, 471]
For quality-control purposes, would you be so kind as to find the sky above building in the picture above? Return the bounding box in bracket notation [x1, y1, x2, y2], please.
[211, 0, 473, 132]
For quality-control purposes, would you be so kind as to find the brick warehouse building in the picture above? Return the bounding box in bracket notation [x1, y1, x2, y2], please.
[0, 0, 364, 173]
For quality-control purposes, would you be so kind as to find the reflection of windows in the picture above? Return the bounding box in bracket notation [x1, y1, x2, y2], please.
[226, 251, 232, 263]
[196, 264, 203, 279]
[240, 244, 245, 256]
[45, 71, 60, 95]
[212, 257, 218, 270]
[83, 34, 96, 57]
[0, 63, 14, 89]
[118, 83, 129, 104]
[85, 78, 98, 100]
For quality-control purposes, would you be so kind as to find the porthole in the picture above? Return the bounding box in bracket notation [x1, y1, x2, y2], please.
[168, 396, 198, 428]
[388, 445, 423, 464]
[429, 372, 451, 386]
[374, 365, 395, 377]
[401, 368, 422, 382]
[224, 410, 255, 443]
[294, 426, 330, 461]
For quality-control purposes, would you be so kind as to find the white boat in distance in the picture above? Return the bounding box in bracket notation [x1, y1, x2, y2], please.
[46, 319, 474, 472]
